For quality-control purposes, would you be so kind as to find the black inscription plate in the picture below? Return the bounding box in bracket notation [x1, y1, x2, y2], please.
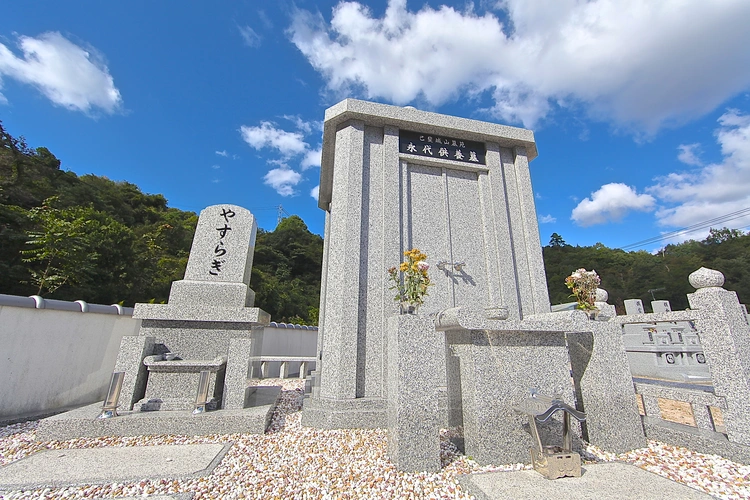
[399, 130, 486, 165]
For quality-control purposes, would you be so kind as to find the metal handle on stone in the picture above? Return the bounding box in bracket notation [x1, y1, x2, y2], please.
[98, 371, 125, 419]
[437, 260, 449, 271]
[453, 262, 465, 272]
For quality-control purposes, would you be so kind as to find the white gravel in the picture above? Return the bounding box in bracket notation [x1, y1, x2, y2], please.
[1, 379, 748, 499]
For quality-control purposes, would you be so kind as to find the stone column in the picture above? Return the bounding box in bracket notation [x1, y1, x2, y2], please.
[687, 267, 750, 446]
[386, 314, 442, 472]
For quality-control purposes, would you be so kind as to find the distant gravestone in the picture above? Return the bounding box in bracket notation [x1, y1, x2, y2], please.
[168, 204, 257, 308]
[624, 299, 645, 315]
[651, 300, 671, 313]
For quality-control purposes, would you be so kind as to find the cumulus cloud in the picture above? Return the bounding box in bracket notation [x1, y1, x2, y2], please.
[239, 25, 261, 47]
[264, 167, 302, 197]
[539, 214, 556, 223]
[677, 143, 703, 166]
[288, 0, 750, 130]
[300, 147, 322, 170]
[241, 122, 308, 157]
[216, 150, 228, 157]
[310, 185, 320, 201]
[648, 109, 750, 232]
[0, 31, 121, 114]
[240, 119, 322, 196]
[571, 183, 655, 226]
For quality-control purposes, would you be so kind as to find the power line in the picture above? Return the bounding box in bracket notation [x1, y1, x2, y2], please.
[620, 207, 750, 250]
[277, 205, 291, 225]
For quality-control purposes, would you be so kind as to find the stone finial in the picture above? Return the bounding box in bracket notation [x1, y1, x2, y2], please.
[595, 288, 608, 303]
[688, 267, 725, 289]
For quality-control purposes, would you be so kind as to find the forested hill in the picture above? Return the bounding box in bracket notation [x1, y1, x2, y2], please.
[544, 231, 750, 313]
[2, 122, 748, 321]
[0, 122, 323, 324]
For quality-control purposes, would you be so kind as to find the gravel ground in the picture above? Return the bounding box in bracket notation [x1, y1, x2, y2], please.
[1, 379, 749, 499]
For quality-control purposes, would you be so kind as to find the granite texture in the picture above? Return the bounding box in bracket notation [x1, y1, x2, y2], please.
[687, 273, 750, 447]
[132, 303, 269, 324]
[300, 396, 388, 429]
[624, 299, 646, 315]
[0, 443, 231, 490]
[223, 337, 257, 409]
[386, 315, 443, 472]
[179, 205, 256, 292]
[307, 98, 550, 429]
[641, 417, 750, 464]
[447, 328, 578, 465]
[35, 387, 281, 440]
[566, 321, 647, 453]
[458, 462, 712, 500]
[435, 305, 645, 463]
[114, 335, 155, 410]
[319, 99, 537, 207]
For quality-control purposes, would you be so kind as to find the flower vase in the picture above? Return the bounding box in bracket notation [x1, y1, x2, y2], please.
[585, 309, 600, 320]
[400, 301, 419, 315]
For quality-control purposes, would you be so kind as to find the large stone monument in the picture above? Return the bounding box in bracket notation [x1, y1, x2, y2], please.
[304, 99, 550, 428]
[37, 204, 276, 439]
[302, 99, 645, 468]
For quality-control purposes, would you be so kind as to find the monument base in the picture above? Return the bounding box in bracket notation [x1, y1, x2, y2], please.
[35, 386, 281, 441]
[300, 396, 387, 429]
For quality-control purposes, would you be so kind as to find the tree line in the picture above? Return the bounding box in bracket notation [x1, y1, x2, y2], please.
[2, 121, 748, 322]
[544, 230, 750, 313]
[0, 121, 322, 324]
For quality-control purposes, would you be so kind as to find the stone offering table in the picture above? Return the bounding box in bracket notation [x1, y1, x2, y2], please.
[135, 355, 228, 411]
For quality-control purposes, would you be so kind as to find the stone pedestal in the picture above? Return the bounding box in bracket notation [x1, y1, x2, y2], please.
[688, 268, 750, 446]
[566, 320, 646, 453]
[386, 314, 443, 472]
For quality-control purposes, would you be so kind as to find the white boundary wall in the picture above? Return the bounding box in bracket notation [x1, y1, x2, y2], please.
[0, 295, 319, 421]
[0, 295, 140, 422]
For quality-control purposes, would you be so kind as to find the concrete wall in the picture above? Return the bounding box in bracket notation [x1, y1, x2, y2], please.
[0, 296, 140, 422]
[259, 322, 318, 377]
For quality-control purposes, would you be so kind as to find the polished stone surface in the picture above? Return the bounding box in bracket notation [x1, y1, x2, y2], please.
[458, 462, 711, 500]
[0, 443, 230, 489]
[307, 98, 550, 428]
[386, 315, 443, 472]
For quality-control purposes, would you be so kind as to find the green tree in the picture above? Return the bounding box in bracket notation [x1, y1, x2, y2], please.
[548, 232, 566, 247]
[21, 197, 99, 295]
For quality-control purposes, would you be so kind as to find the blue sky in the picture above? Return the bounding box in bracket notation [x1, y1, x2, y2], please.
[2, 0, 750, 251]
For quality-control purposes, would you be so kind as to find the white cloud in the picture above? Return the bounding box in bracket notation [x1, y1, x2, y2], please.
[240, 122, 308, 157]
[215, 150, 228, 157]
[264, 167, 302, 196]
[571, 183, 655, 226]
[289, 0, 750, 130]
[649, 109, 750, 232]
[211, 164, 220, 169]
[300, 147, 322, 170]
[239, 26, 261, 47]
[677, 143, 703, 166]
[539, 214, 556, 223]
[310, 185, 320, 201]
[0, 32, 121, 114]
